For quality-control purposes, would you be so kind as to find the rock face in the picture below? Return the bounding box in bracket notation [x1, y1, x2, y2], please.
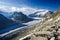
[0, 14, 21, 30]
[22, 9, 60, 40]
[11, 12, 33, 23]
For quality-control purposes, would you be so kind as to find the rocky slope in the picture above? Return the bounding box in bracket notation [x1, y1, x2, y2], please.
[22, 9, 60, 40]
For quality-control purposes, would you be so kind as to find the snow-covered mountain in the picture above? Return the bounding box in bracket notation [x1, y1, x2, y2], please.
[10, 12, 33, 23]
[29, 10, 53, 18]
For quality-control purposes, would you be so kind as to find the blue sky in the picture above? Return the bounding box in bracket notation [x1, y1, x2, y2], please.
[0, 0, 60, 11]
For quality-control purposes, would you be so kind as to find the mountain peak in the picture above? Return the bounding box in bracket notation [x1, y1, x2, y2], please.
[11, 11, 33, 23]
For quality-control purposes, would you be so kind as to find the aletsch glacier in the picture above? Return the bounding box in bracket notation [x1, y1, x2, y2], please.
[0, 7, 52, 39]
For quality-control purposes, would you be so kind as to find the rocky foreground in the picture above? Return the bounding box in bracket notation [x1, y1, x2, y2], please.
[22, 9, 60, 40]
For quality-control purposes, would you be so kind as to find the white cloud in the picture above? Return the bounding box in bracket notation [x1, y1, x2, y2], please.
[0, 6, 11, 12]
[0, 6, 37, 15]
[11, 7, 17, 11]
[0, 6, 49, 16]
[17, 7, 37, 15]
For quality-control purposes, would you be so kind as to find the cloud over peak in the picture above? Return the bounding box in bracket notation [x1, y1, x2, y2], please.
[0, 6, 49, 15]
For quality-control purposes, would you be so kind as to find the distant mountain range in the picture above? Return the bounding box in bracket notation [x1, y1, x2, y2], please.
[0, 9, 53, 24]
